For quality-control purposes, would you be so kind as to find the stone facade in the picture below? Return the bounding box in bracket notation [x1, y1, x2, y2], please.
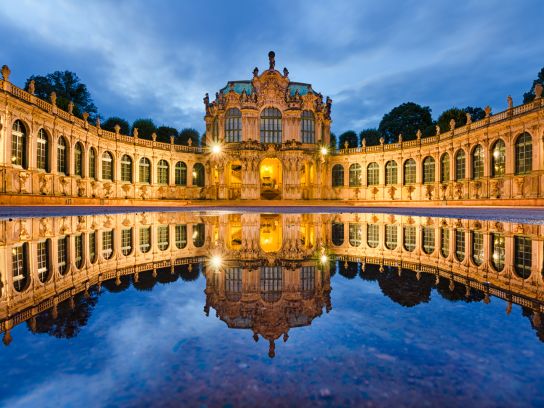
[1, 212, 543, 347]
[1, 55, 543, 205]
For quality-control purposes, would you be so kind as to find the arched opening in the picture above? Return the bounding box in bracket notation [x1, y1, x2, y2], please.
[260, 214, 282, 252]
[227, 160, 242, 199]
[259, 157, 282, 199]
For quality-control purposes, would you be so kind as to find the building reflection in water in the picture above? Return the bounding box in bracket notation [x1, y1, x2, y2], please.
[0, 212, 543, 352]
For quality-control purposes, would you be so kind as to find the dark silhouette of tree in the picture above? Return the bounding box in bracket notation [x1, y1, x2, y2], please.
[102, 275, 131, 293]
[103, 116, 130, 135]
[178, 128, 200, 146]
[24, 71, 99, 121]
[359, 128, 382, 146]
[338, 130, 358, 148]
[132, 270, 157, 292]
[436, 277, 484, 302]
[377, 266, 434, 307]
[179, 263, 201, 281]
[523, 67, 544, 103]
[522, 306, 544, 342]
[156, 267, 179, 284]
[378, 102, 433, 142]
[463, 106, 486, 122]
[359, 263, 381, 281]
[28, 287, 100, 338]
[132, 118, 156, 140]
[436, 107, 486, 133]
[157, 126, 178, 143]
[329, 132, 337, 150]
[338, 261, 359, 279]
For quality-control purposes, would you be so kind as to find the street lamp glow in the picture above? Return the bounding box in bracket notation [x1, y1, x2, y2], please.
[210, 255, 222, 269]
[320, 146, 328, 156]
[211, 143, 222, 154]
[320, 254, 328, 264]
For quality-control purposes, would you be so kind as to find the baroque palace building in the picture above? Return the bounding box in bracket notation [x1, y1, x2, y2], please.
[1, 211, 543, 353]
[0, 53, 543, 205]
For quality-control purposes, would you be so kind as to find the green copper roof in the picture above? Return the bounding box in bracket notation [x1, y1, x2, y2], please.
[221, 80, 315, 96]
[288, 83, 313, 96]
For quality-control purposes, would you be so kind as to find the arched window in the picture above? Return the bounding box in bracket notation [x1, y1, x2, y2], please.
[37, 128, 49, 172]
[121, 228, 133, 256]
[471, 231, 484, 266]
[515, 133, 532, 175]
[225, 108, 242, 142]
[12, 243, 29, 292]
[57, 136, 68, 174]
[157, 225, 169, 251]
[175, 224, 187, 249]
[472, 145, 484, 179]
[455, 150, 466, 181]
[455, 229, 465, 262]
[157, 160, 169, 184]
[74, 142, 83, 177]
[491, 233, 505, 272]
[422, 227, 435, 254]
[260, 266, 282, 303]
[89, 231, 97, 263]
[440, 228, 449, 258]
[301, 266, 315, 299]
[58, 236, 69, 275]
[332, 164, 344, 187]
[37, 239, 51, 283]
[385, 225, 397, 250]
[514, 236, 531, 279]
[349, 163, 362, 187]
[403, 159, 416, 185]
[367, 162, 379, 186]
[193, 223, 205, 247]
[385, 161, 397, 185]
[349, 223, 361, 247]
[260, 107, 282, 144]
[367, 224, 379, 248]
[102, 230, 114, 260]
[121, 155, 133, 182]
[440, 153, 450, 183]
[301, 110, 315, 143]
[102, 151, 113, 181]
[89, 148, 97, 179]
[331, 223, 344, 246]
[74, 234, 84, 269]
[422, 157, 435, 184]
[226, 267, 242, 301]
[175, 161, 187, 185]
[491, 139, 505, 177]
[139, 157, 151, 183]
[403, 226, 416, 251]
[212, 117, 219, 142]
[193, 163, 205, 187]
[139, 227, 151, 253]
[11, 120, 27, 168]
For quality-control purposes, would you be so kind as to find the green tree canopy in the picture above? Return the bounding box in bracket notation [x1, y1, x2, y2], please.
[178, 128, 200, 146]
[523, 67, 544, 103]
[329, 132, 337, 150]
[157, 126, 178, 143]
[436, 106, 486, 133]
[463, 106, 486, 122]
[102, 116, 130, 135]
[132, 118, 156, 140]
[338, 130, 358, 148]
[25, 70, 98, 121]
[359, 129, 382, 146]
[378, 102, 433, 142]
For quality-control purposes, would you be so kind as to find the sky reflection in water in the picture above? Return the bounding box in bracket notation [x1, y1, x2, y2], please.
[1, 212, 543, 407]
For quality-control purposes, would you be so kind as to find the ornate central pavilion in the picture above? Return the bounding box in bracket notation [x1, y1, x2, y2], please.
[203, 51, 332, 200]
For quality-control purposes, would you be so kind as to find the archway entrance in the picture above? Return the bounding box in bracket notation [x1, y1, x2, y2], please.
[260, 214, 282, 252]
[260, 158, 282, 200]
[227, 160, 242, 199]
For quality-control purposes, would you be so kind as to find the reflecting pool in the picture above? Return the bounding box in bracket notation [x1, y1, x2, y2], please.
[1, 210, 543, 407]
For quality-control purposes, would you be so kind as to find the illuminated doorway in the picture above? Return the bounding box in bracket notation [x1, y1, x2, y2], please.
[260, 158, 282, 200]
[260, 214, 282, 252]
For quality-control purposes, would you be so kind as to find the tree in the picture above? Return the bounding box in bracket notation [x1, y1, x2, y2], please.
[156, 126, 178, 143]
[359, 129, 382, 146]
[463, 106, 485, 122]
[338, 130, 358, 149]
[132, 118, 156, 140]
[523, 67, 544, 103]
[24, 71, 98, 121]
[178, 128, 200, 146]
[436, 108, 466, 133]
[102, 116, 130, 135]
[378, 102, 433, 142]
[329, 132, 337, 150]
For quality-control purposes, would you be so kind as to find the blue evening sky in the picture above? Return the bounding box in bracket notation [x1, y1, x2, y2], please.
[0, 0, 542, 135]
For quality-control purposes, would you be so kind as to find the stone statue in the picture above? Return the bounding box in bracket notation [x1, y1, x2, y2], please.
[435, 125, 441, 135]
[1, 65, 10, 82]
[466, 112, 472, 124]
[535, 83, 543, 99]
[50, 91, 57, 106]
[449, 118, 456, 131]
[507, 95, 513, 109]
[268, 51, 275, 70]
[283, 67, 289, 77]
[253, 67, 259, 77]
[484, 105, 491, 117]
[28, 80, 35, 94]
[68, 101, 74, 114]
[203, 93, 209, 107]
